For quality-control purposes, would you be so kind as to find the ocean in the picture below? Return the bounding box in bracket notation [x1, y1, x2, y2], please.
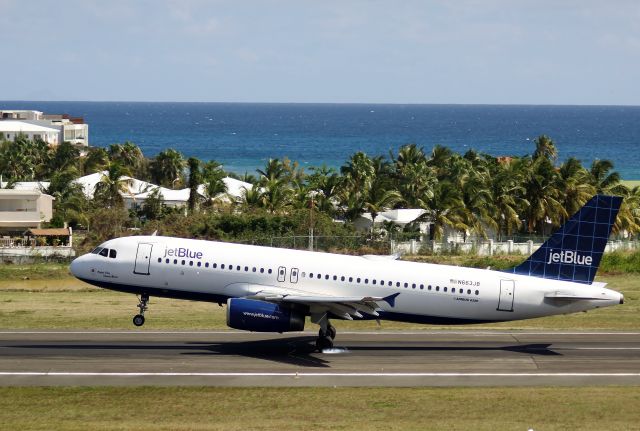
[2, 101, 640, 179]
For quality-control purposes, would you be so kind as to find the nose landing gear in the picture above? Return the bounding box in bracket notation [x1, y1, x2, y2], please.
[133, 293, 149, 327]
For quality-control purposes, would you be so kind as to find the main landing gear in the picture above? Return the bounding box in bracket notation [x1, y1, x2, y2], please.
[132, 293, 149, 327]
[315, 318, 337, 351]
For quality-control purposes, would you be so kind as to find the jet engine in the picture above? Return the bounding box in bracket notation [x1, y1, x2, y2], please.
[226, 298, 305, 332]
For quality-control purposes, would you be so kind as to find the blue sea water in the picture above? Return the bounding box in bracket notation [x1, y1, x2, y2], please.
[2, 101, 640, 179]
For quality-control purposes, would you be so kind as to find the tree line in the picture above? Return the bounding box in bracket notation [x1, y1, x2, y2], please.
[1, 134, 638, 249]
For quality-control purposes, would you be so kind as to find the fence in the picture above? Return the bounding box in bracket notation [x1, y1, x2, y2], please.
[238, 235, 640, 257]
[392, 238, 640, 256]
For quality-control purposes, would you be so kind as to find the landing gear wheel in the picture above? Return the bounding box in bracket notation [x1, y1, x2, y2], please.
[132, 294, 149, 327]
[316, 336, 334, 351]
[327, 325, 337, 340]
[133, 314, 145, 327]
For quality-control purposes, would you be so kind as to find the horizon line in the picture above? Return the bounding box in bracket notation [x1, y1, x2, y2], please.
[1, 99, 639, 108]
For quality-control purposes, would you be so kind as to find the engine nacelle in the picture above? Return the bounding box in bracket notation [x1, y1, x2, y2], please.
[226, 298, 305, 332]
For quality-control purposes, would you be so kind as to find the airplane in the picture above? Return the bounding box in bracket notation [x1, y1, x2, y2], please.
[70, 195, 625, 351]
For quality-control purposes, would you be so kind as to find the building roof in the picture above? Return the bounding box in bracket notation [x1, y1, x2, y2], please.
[357, 209, 427, 225]
[27, 228, 71, 236]
[0, 181, 50, 192]
[0, 120, 59, 133]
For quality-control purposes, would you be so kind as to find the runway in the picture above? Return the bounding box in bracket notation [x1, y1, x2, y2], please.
[1, 330, 640, 386]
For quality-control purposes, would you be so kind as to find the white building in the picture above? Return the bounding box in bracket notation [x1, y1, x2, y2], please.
[0, 110, 89, 147]
[0, 121, 61, 145]
[0, 189, 54, 232]
[74, 172, 253, 210]
[354, 209, 427, 232]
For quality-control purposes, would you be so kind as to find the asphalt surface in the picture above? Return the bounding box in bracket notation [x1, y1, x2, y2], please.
[1, 330, 640, 386]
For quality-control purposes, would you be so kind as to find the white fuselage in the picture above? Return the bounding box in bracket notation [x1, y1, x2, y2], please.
[70, 235, 623, 324]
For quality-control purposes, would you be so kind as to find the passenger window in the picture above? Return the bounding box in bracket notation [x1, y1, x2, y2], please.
[444, 287, 448, 292]
[157, 258, 162, 263]
[364, 278, 369, 284]
[357, 278, 361, 283]
[475, 290, 479, 295]
[467, 289, 471, 294]
[404, 283, 408, 288]
[349, 277, 353, 282]
[189, 261, 193, 266]
[165, 258, 169, 264]
[412, 283, 416, 289]
[99, 248, 109, 257]
[317, 274, 321, 279]
[388, 281, 392, 286]
[341, 276, 345, 281]
[333, 275, 337, 281]
[325, 274, 329, 280]
[221, 264, 225, 269]
[205, 262, 209, 268]
[436, 286, 440, 291]
[197, 262, 201, 267]
[420, 284, 424, 290]
[245, 266, 249, 272]
[268, 269, 273, 274]
[182, 260, 186, 265]
[260, 268, 264, 273]
[173, 259, 177, 264]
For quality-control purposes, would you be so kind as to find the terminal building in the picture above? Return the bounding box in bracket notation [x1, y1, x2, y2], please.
[0, 110, 89, 147]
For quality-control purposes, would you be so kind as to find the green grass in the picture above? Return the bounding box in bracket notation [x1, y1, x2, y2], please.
[0, 262, 71, 281]
[0, 386, 639, 430]
[0, 273, 637, 330]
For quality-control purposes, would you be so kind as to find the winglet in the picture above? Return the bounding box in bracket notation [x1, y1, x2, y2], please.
[382, 292, 401, 307]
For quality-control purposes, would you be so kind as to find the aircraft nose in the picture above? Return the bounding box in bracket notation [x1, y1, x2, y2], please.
[69, 255, 84, 278]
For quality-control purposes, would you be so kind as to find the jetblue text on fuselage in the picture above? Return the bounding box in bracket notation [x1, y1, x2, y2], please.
[164, 247, 203, 259]
[546, 249, 593, 266]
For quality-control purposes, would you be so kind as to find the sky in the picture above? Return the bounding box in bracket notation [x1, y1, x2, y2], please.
[1, 0, 639, 105]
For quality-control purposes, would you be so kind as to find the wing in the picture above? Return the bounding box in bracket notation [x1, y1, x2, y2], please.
[243, 289, 399, 320]
[224, 282, 399, 319]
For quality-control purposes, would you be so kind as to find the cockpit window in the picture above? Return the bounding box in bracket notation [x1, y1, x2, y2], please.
[91, 247, 103, 254]
[99, 248, 109, 257]
[109, 249, 117, 259]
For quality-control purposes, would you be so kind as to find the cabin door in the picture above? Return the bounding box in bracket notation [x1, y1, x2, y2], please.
[134, 243, 153, 275]
[497, 279, 515, 312]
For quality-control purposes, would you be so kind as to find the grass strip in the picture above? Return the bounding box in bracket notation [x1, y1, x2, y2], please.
[0, 386, 639, 430]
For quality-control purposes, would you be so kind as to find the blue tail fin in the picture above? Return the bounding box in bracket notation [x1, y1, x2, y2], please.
[507, 195, 622, 284]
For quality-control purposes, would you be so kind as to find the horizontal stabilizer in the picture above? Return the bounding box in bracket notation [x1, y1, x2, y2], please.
[544, 291, 609, 301]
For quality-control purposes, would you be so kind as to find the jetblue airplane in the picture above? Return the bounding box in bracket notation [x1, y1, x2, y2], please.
[70, 195, 624, 351]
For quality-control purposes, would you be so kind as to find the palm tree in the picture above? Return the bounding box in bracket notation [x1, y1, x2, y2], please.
[150, 149, 185, 188]
[46, 167, 89, 227]
[94, 163, 131, 208]
[417, 180, 468, 241]
[187, 157, 202, 212]
[109, 141, 145, 176]
[48, 141, 80, 174]
[522, 157, 566, 233]
[589, 159, 627, 195]
[488, 157, 527, 239]
[201, 160, 228, 201]
[80, 147, 109, 175]
[533, 135, 558, 162]
[340, 152, 375, 192]
[557, 157, 596, 216]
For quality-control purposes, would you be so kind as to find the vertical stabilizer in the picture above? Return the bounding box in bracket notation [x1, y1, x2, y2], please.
[507, 195, 622, 284]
